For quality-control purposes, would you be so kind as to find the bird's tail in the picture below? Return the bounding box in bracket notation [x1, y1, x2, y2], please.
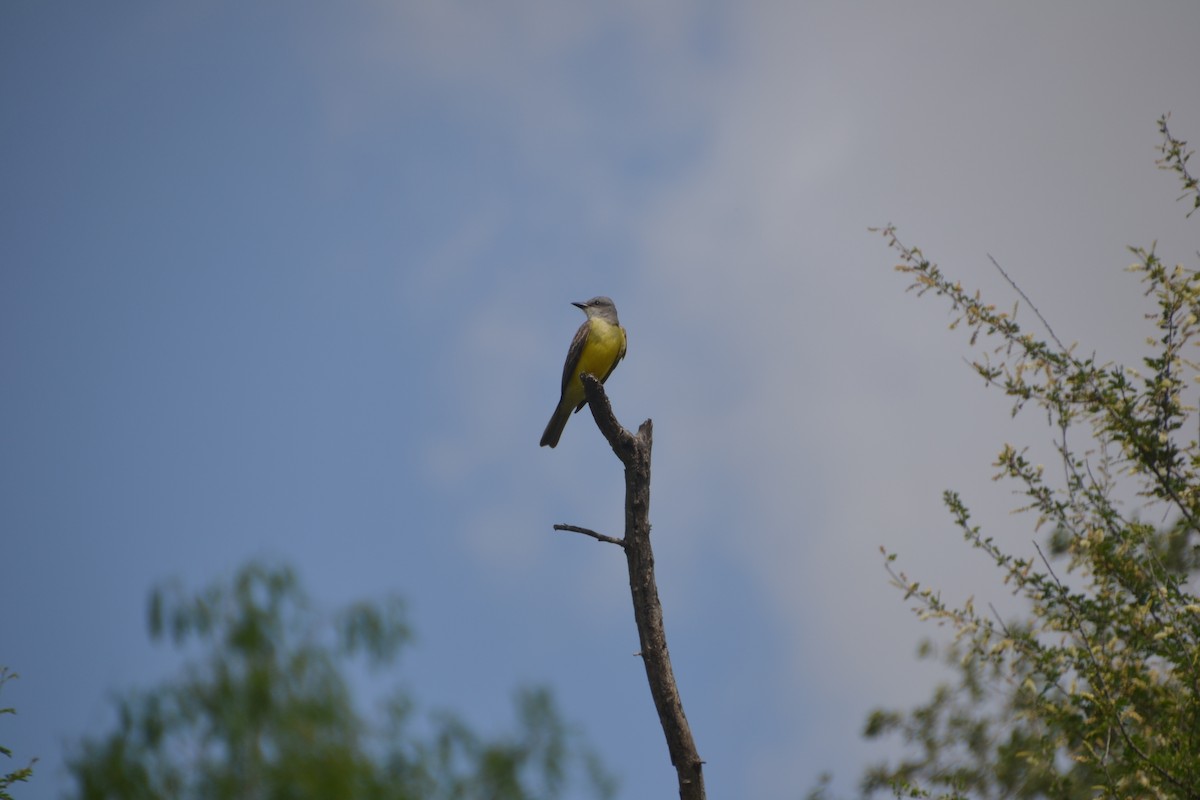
[539, 401, 573, 448]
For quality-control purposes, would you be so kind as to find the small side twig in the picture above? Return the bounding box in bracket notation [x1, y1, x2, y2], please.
[987, 253, 1067, 353]
[553, 524, 625, 548]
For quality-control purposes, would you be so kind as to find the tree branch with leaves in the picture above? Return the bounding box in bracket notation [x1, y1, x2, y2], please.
[66, 563, 616, 800]
[857, 117, 1200, 800]
[0, 668, 35, 800]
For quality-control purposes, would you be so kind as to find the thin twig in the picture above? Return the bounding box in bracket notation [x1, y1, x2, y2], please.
[987, 602, 1010, 635]
[987, 254, 1067, 353]
[553, 524, 625, 548]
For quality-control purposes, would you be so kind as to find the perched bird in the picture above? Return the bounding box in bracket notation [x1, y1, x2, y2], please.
[540, 296, 627, 448]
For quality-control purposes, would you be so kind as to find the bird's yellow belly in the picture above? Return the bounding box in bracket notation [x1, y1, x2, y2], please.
[564, 321, 625, 410]
[576, 323, 623, 380]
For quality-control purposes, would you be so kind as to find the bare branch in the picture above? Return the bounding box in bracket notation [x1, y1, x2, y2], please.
[577, 371, 638, 460]
[554, 373, 706, 800]
[553, 524, 625, 548]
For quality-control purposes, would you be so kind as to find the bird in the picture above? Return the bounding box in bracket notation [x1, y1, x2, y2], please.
[540, 296, 627, 448]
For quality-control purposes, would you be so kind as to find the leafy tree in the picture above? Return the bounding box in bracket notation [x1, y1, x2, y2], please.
[67, 563, 615, 800]
[0, 668, 35, 800]
[857, 116, 1200, 799]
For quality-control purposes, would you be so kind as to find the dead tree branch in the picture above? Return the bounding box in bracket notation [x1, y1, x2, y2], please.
[554, 372, 706, 800]
[553, 523, 625, 547]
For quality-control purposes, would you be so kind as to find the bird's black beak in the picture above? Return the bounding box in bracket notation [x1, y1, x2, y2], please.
[571, 301, 587, 310]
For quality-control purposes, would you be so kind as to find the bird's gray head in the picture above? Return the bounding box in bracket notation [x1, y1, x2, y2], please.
[572, 296, 620, 324]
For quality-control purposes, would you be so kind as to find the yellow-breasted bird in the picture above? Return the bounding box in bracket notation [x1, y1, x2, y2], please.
[539, 296, 627, 448]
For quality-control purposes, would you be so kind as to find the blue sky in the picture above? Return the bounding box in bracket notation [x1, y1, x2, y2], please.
[4, 3, 1200, 798]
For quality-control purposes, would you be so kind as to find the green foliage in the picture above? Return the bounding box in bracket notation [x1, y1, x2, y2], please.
[67, 562, 615, 800]
[860, 119, 1200, 799]
[1158, 114, 1200, 217]
[0, 668, 36, 800]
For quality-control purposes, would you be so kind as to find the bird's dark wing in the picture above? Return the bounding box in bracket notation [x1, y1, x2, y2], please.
[559, 320, 590, 395]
